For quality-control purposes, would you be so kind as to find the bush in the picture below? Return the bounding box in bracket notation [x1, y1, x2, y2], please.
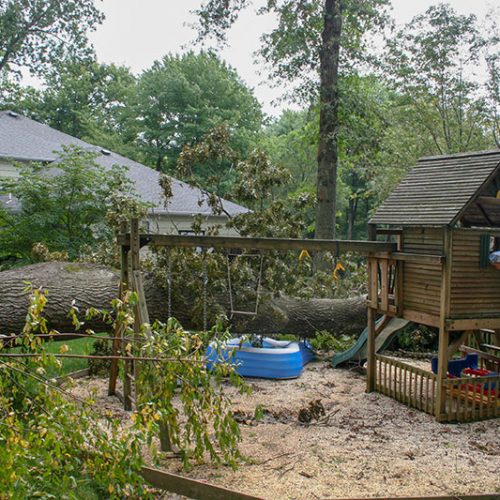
[88, 337, 114, 375]
[0, 286, 149, 498]
[310, 330, 356, 353]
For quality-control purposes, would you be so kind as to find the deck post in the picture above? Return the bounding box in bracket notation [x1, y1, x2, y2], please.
[367, 306, 377, 392]
[435, 227, 452, 420]
[366, 223, 377, 393]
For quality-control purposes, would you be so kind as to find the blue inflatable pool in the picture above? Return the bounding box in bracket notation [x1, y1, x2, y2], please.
[206, 337, 315, 379]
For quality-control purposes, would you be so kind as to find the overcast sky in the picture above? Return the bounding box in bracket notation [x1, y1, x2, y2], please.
[89, 0, 498, 116]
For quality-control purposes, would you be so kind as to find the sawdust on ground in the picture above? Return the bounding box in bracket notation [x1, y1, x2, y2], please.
[70, 358, 500, 499]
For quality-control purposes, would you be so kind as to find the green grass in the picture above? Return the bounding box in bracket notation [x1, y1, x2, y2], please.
[10, 334, 107, 375]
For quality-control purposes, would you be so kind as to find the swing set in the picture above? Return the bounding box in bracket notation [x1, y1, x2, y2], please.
[108, 219, 392, 411]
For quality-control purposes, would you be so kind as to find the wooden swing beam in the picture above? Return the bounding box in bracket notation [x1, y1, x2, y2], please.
[117, 233, 397, 255]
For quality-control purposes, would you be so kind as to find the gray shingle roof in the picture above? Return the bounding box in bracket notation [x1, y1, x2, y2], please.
[370, 150, 500, 226]
[0, 110, 248, 217]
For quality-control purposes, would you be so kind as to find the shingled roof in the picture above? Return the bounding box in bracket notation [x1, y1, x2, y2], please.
[370, 150, 500, 227]
[0, 110, 248, 217]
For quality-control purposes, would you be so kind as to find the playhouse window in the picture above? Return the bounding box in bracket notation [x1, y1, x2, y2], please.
[481, 234, 500, 268]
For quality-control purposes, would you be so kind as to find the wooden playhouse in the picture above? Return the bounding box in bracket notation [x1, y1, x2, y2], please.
[366, 149, 500, 422]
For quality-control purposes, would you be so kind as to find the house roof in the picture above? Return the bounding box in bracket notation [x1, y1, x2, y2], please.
[0, 110, 248, 217]
[370, 150, 500, 227]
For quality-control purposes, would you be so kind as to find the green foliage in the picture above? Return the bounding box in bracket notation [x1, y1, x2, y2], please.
[133, 51, 262, 174]
[0, 145, 145, 263]
[0, 286, 149, 498]
[135, 316, 247, 469]
[195, 0, 391, 100]
[0, 284, 248, 497]
[88, 338, 114, 376]
[0, 0, 103, 77]
[385, 4, 498, 154]
[393, 324, 438, 353]
[3, 57, 138, 160]
[310, 330, 355, 353]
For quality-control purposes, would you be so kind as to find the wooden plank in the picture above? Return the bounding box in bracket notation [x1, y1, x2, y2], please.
[380, 259, 389, 311]
[436, 227, 452, 420]
[366, 307, 376, 392]
[396, 261, 404, 315]
[369, 258, 378, 308]
[141, 466, 264, 500]
[476, 196, 500, 207]
[118, 233, 396, 255]
[392, 252, 445, 264]
[132, 270, 151, 334]
[448, 317, 500, 331]
[459, 346, 500, 368]
[403, 297, 441, 312]
[403, 309, 440, 328]
[55, 368, 89, 386]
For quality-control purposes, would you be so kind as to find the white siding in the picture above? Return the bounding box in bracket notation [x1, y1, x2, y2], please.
[0, 159, 20, 179]
[147, 213, 240, 236]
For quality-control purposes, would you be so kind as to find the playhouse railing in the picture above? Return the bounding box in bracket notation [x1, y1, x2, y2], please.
[441, 374, 500, 421]
[369, 251, 446, 317]
[368, 256, 400, 315]
[375, 355, 436, 415]
[376, 354, 500, 422]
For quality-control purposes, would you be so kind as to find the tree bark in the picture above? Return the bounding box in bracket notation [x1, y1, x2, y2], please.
[0, 262, 367, 338]
[314, 0, 342, 240]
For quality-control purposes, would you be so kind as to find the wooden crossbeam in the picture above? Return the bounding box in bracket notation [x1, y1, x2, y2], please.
[117, 233, 396, 255]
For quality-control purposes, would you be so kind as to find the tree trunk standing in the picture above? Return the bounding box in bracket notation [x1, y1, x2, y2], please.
[0, 262, 367, 338]
[347, 196, 358, 240]
[314, 0, 343, 240]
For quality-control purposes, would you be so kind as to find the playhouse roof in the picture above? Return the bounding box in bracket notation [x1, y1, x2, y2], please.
[0, 110, 249, 218]
[370, 150, 500, 227]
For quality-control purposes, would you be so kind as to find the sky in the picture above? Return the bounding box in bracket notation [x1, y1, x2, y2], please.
[89, 0, 498, 116]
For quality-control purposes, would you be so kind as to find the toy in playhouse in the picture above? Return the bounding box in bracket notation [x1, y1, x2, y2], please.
[431, 353, 498, 395]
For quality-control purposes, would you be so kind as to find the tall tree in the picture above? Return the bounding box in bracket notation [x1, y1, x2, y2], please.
[133, 51, 262, 179]
[385, 4, 495, 155]
[194, 0, 389, 239]
[0, 0, 103, 77]
[2, 58, 138, 159]
[487, 51, 500, 147]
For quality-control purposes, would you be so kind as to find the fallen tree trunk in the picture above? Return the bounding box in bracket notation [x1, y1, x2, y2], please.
[0, 262, 367, 337]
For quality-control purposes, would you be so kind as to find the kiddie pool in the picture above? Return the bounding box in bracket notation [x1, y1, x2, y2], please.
[206, 337, 315, 379]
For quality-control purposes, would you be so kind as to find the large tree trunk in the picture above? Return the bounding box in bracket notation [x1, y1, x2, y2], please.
[314, 0, 342, 240]
[0, 262, 367, 338]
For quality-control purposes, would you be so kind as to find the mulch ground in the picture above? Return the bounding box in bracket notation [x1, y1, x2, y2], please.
[70, 358, 500, 499]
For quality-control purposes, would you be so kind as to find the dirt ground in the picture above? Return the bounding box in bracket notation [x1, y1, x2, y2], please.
[70, 359, 500, 499]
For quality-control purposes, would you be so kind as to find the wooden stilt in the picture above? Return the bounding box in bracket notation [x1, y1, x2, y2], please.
[367, 306, 376, 392]
[366, 224, 378, 393]
[435, 325, 450, 421]
[435, 227, 452, 421]
[108, 223, 129, 396]
[125, 218, 141, 409]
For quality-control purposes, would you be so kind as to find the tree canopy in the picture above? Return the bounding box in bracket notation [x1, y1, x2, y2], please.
[0, 0, 103, 77]
[385, 4, 498, 155]
[132, 51, 263, 174]
[194, 0, 390, 240]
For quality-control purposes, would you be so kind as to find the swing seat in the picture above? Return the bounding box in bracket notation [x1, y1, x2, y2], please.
[206, 337, 315, 379]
